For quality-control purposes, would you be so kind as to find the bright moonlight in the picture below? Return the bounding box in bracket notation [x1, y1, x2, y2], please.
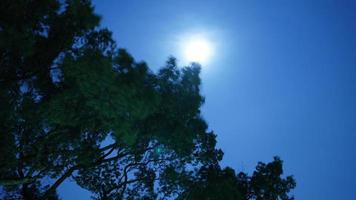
[182, 35, 214, 64]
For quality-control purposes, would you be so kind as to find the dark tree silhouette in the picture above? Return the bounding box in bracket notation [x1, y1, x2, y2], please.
[176, 157, 295, 200]
[0, 0, 295, 199]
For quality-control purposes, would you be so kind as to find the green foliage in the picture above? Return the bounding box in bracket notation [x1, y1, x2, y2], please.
[248, 157, 296, 200]
[178, 157, 295, 200]
[179, 166, 243, 200]
[0, 0, 295, 199]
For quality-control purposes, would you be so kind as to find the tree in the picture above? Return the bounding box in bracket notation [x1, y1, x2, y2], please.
[176, 157, 296, 200]
[0, 0, 295, 199]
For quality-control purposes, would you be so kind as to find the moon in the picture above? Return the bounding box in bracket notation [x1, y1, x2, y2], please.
[182, 35, 214, 65]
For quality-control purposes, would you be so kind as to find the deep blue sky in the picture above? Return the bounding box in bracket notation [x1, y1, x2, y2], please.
[59, 0, 356, 199]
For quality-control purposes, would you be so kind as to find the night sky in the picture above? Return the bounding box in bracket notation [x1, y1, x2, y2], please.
[59, 0, 356, 199]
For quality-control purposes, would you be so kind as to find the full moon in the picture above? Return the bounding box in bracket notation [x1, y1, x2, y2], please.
[183, 36, 213, 64]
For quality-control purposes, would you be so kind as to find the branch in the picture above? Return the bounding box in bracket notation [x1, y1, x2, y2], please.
[99, 143, 117, 152]
[42, 165, 79, 198]
[117, 157, 173, 188]
[0, 177, 37, 186]
[42, 144, 118, 197]
[98, 151, 130, 164]
[100, 144, 159, 165]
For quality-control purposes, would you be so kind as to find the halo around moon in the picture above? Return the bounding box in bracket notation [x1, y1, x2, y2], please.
[179, 33, 214, 65]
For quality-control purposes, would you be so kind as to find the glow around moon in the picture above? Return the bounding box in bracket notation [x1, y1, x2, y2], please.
[179, 33, 215, 65]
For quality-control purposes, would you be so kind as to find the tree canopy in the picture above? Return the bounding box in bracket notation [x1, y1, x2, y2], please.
[0, 0, 295, 199]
